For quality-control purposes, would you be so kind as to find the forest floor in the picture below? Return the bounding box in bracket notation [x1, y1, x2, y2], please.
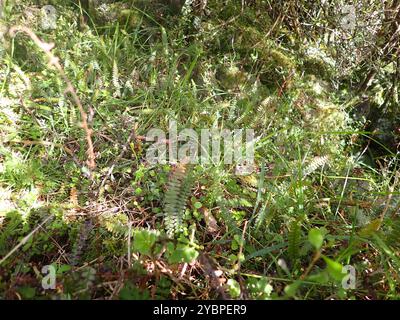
[0, 1, 399, 300]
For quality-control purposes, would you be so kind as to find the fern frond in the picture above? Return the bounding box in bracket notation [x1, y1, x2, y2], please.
[303, 155, 329, 177]
[70, 220, 93, 266]
[164, 164, 193, 237]
[124, 79, 134, 95]
[287, 219, 301, 262]
[217, 198, 242, 234]
[112, 60, 121, 97]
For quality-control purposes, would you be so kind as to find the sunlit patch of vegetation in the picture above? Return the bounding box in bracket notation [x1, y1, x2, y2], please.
[0, 0, 399, 300]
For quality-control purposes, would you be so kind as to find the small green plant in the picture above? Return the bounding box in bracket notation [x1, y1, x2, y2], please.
[0, 0, 399, 300]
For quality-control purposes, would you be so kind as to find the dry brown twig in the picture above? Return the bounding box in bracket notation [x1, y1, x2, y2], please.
[8, 26, 96, 171]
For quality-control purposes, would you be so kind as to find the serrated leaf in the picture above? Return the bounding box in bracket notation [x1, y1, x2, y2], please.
[133, 229, 158, 256]
[168, 243, 199, 264]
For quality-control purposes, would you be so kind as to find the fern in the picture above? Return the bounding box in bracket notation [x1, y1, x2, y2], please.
[112, 60, 121, 97]
[0, 211, 25, 256]
[303, 156, 329, 177]
[164, 164, 193, 237]
[217, 198, 242, 234]
[249, 97, 276, 129]
[70, 219, 93, 266]
[102, 213, 129, 237]
[124, 79, 134, 95]
[287, 219, 302, 263]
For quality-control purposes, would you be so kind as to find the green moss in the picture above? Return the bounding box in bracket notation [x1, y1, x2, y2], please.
[303, 56, 332, 80]
[256, 48, 296, 88]
[216, 64, 248, 90]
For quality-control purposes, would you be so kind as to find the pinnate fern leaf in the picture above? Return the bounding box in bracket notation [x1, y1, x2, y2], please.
[164, 164, 193, 237]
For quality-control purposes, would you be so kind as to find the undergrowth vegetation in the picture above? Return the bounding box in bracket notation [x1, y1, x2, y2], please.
[0, 0, 399, 299]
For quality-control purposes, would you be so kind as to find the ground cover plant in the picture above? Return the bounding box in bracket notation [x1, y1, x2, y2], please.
[0, 0, 399, 300]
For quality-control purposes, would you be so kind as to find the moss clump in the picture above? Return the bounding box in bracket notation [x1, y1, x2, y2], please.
[303, 56, 332, 80]
[216, 64, 248, 91]
[256, 48, 296, 88]
[90, 3, 144, 29]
